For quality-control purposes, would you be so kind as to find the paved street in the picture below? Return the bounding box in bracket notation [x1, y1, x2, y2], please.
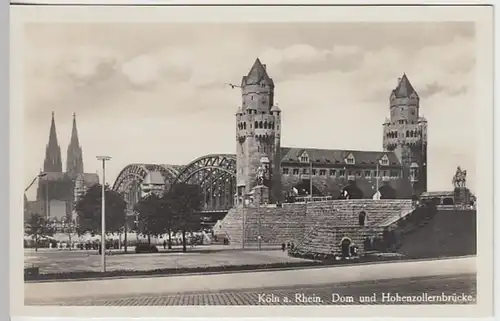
[28, 274, 476, 306]
[25, 256, 476, 306]
[24, 247, 302, 274]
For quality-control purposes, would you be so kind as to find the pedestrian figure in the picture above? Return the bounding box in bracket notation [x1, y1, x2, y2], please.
[287, 242, 291, 249]
[291, 242, 295, 250]
[281, 242, 286, 252]
[163, 240, 167, 249]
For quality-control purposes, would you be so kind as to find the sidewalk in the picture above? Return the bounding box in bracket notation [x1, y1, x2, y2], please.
[24, 256, 476, 302]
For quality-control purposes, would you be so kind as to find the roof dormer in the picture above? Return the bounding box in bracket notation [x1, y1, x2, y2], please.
[299, 151, 310, 163]
[379, 154, 389, 166]
[345, 153, 355, 165]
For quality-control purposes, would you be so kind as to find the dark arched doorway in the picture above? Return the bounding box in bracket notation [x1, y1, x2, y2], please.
[340, 237, 352, 258]
[340, 184, 364, 199]
[294, 180, 322, 197]
[358, 211, 367, 226]
[379, 184, 397, 199]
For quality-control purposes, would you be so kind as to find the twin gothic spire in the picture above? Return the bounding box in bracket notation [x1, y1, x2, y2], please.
[43, 112, 84, 176]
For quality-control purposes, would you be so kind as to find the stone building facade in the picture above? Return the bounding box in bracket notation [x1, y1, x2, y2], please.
[26, 113, 99, 221]
[235, 59, 428, 204]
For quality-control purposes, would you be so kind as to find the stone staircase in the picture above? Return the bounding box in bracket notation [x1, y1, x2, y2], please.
[306, 199, 414, 227]
[213, 207, 243, 244]
[215, 200, 414, 250]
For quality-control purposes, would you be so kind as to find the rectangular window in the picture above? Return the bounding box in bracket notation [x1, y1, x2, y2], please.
[339, 170, 345, 177]
[292, 168, 299, 175]
[330, 169, 337, 176]
[312, 169, 317, 175]
[391, 170, 399, 178]
[356, 171, 362, 177]
[302, 168, 308, 174]
[319, 169, 326, 176]
[383, 170, 389, 177]
[348, 171, 353, 176]
[282, 168, 289, 175]
[364, 170, 371, 178]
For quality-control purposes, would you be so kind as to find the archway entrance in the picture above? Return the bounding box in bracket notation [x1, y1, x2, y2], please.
[294, 180, 322, 197]
[341, 184, 364, 199]
[340, 237, 352, 258]
[443, 197, 454, 205]
[379, 184, 397, 199]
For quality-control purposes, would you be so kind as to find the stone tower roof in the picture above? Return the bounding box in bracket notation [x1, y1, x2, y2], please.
[43, 112, 63, 173]
[392, 74, 418, 99]
[241, 58, 274, 87]
[66, 112, 84, 177]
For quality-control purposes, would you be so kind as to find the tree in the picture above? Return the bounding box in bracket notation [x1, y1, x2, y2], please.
[74, 184, 126, 237]
[24, 213, 54, 251]
[134, 193, 167, 245]
[61, 216, 77, 250]
[167, 183, 203, 252]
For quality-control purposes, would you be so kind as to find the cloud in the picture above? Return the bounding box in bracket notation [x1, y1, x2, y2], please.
[22, 22, 478, 197]
[121, 54, 160, 87]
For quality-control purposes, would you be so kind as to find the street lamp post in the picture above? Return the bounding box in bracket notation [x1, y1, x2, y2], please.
[96, 156, 111, 273]
[24, 172, 47, 192]
[25, 172, 49, 218]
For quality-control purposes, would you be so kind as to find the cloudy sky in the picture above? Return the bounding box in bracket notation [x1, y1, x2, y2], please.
[22, 22, 476, 199]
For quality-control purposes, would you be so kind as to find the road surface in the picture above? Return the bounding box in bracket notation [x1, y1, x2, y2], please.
[27, 274, 475, 306]
[25, 257, 476, 306]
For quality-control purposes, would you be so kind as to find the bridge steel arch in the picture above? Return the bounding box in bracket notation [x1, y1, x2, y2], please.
[112, 163, 181, 212]
[173, 154, 237, 212]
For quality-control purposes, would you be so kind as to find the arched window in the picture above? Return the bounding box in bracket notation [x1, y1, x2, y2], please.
[358, 211, 366, 226]
[259, 121, 263, 128]
[255, 121, 258, 128]
[264, 122, 268, 129]
[243, 122, 246, 130]
[406, 130, 409, 137]
[271, 122, 274, 129]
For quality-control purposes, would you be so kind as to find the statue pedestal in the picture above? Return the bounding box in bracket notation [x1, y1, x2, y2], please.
[252, 185, 269, 206]
[454, 187, 471, 205]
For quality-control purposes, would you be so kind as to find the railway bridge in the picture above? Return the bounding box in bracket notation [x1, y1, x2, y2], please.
[112, 154, 237, 225]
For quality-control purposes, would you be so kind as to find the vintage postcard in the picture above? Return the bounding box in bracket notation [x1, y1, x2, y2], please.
[11, 3, 494, 318]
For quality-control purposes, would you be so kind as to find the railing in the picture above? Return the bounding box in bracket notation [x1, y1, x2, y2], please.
[437, 204, 476, 211]
[294, 196, 333, 203]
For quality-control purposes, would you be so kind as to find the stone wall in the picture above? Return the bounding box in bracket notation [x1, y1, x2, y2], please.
[297, 225, 385, 255]
[215, 199, 414, 250]
[396, 209, 476, 257]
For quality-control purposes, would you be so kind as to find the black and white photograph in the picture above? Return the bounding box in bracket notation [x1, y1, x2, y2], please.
[10, 4, 494, 318]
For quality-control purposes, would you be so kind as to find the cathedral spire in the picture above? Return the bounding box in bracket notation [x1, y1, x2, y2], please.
[66, 112, 84, 177]
[43, 112, 63, 173]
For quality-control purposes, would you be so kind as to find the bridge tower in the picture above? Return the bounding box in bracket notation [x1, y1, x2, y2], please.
[235, 58, 282, 205]
[382, 74, 428, 197]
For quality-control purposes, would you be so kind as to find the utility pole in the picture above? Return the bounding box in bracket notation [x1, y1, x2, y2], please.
[309, 160, 313, 199]
[45, 180, 50, 219]
[96, 156, 111, 273]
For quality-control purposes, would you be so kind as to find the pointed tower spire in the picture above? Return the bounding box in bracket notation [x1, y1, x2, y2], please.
[392, 73, 418, 98]
[66, 112, 84, 178]
[242, 58, 274, 87]
[240, 58, 275, 112]
[43, 112, 63, 173]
